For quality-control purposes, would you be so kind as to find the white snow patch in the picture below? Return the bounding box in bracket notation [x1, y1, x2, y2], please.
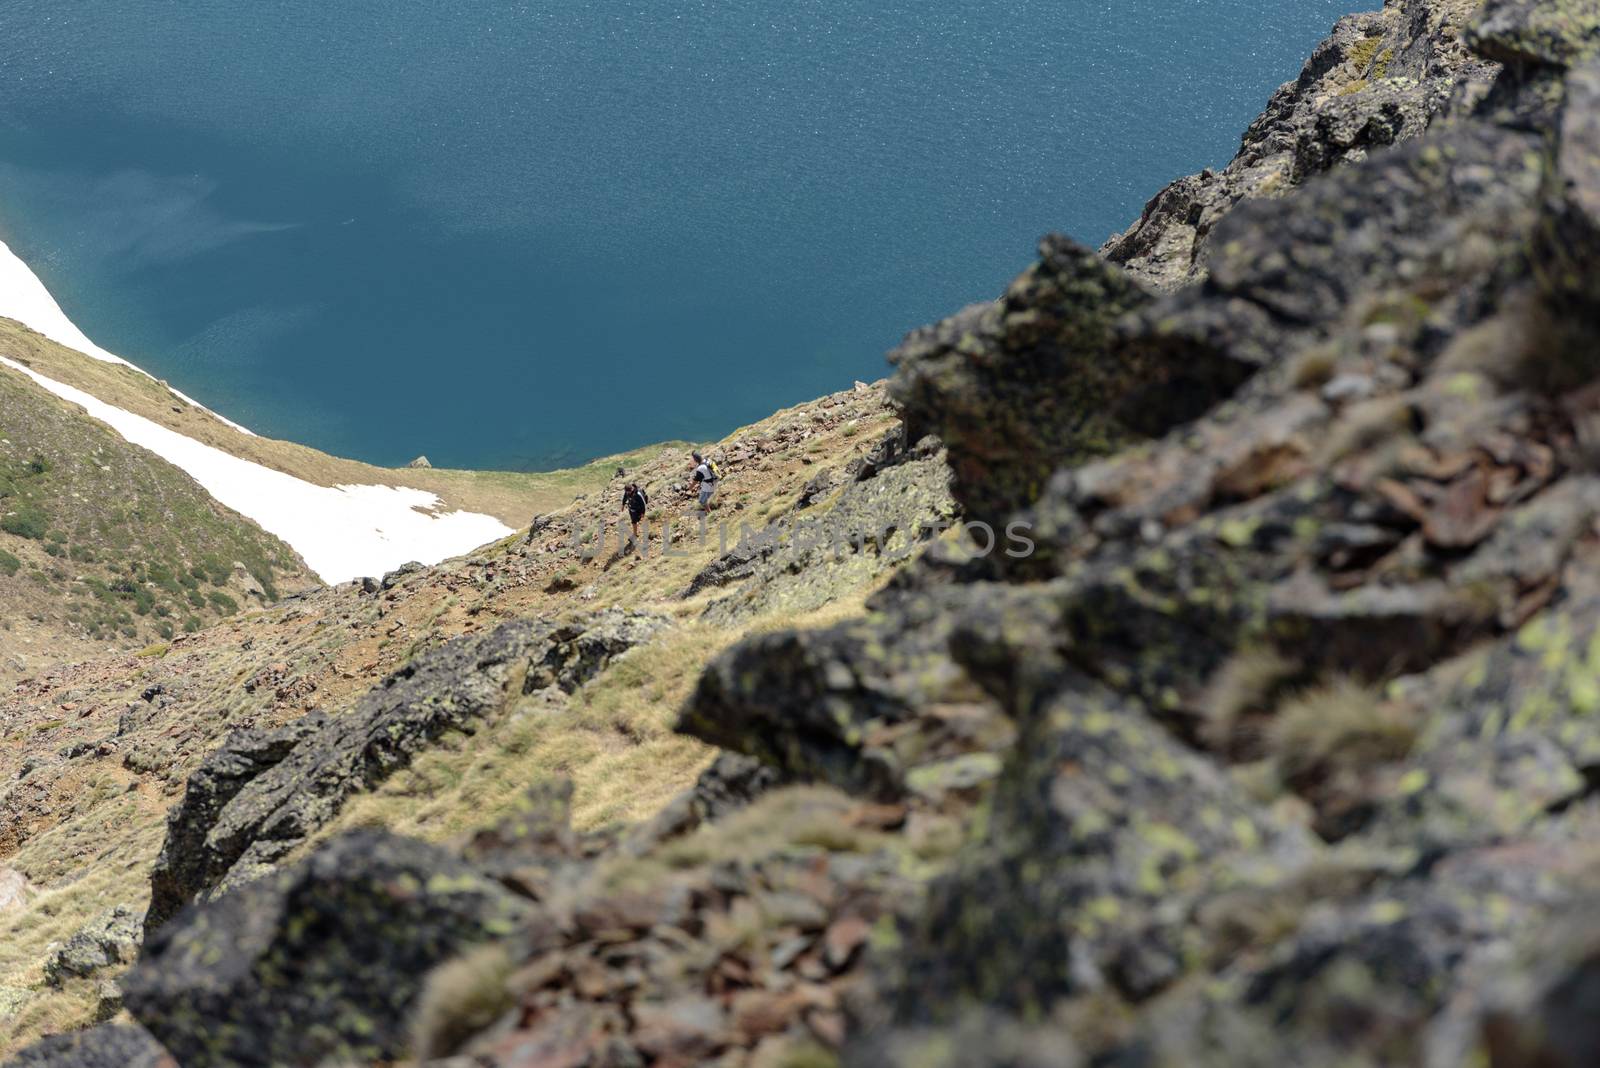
[0, 355, 514, 584]
[0, 234, 517, 583]
[0, 235, 254, 434]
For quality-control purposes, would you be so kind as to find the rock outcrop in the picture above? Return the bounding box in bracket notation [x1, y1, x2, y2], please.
[1103, 0, 1500, 290]
[4, 1025, 171, 1068]
[696, 6, 1600, 1064]
[689, 428, 957, 624]
[1468, 0, 1600, 68]
[125, 831, 529, 1068]
[143, 609, 666, 936]
[888, 237, 1256, 526]
[43, 906, 142, 987]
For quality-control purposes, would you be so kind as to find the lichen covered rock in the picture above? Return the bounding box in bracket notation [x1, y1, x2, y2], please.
[1105, 0, 1499, 289]
[681, 584, 1018, 799]
[890, 673, 1314, 1017]
[123, 831, 529, 1068]
[43, 906, 142, 987]
[691, 11, 1600, 1066]
[4, 1025, 172, 1068]
[692, 435, 957, 625]
[887, 236, 1256, 526]
[142, 713, 329, 937]
[1468, 0, 1600, 68]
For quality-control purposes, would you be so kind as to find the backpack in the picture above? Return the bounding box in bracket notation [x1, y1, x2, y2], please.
[636, 487, 649, 509]
[706, 460, 721, 482]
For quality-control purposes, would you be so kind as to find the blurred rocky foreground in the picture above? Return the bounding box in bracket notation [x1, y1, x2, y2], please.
[19, 1, 1600, 1065]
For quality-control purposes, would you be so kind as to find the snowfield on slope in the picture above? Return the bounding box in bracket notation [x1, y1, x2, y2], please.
[0, 355, 514, 583]
[0, 239, 514, 583]
[0, 237, 255, 435]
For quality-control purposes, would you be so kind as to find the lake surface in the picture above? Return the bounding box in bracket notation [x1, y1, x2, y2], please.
[0, 1, 1360, 470]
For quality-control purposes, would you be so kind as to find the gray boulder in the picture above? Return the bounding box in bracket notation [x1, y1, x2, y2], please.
[44, 906, 142, 987]
[1467, 0, 1600, 68]
[3, 1025, 172, 1068]
[123, 831, 529, 1068]
[888, 236, 1254, 527]
[142, 714, 328, 937]
[680, 584, 1020, 800]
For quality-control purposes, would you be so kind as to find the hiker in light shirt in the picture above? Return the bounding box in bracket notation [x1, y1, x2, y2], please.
[690, 451, 720, 512]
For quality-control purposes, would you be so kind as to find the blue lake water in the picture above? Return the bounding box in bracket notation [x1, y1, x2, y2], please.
[0, 1, 1359, 470]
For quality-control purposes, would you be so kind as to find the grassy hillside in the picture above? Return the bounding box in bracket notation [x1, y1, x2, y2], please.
[0, 364, 319, 680]
[0, 318, 676, 528]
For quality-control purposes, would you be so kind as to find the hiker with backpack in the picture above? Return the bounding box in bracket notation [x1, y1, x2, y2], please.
[621, 482, 649, 540]
[690, 451, 720, 512]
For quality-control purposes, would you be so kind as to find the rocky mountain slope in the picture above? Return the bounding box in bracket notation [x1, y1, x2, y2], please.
[0, 378, 926, 1052]
[14, 0, 1600, 1065]
[0, 321, 685, 683]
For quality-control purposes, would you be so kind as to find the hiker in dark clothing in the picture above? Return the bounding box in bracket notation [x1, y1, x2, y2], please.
[621, 482, 648, 540]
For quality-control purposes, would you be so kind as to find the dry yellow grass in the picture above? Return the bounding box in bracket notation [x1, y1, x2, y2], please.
[318, 591, 876, 854]
[320, 623, 727, 843]
[1316, 395, 1414, 468]
[1270, 677, 1420, 784]
[591, 785, 881, 900]
[1200, 645, 1299, 757]
[1435, 286, 1600, 395]
[409, 944, 515, 1061]
[0, 788, 163, 1050]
